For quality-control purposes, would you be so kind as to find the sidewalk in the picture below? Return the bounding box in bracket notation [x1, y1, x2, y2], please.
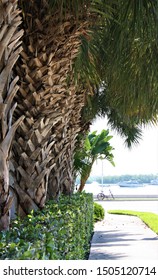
[88, 213, 158, 260]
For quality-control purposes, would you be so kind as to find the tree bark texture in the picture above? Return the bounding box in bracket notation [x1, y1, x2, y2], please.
[11, 0, 88, 215]
[0, 0, 23, 230]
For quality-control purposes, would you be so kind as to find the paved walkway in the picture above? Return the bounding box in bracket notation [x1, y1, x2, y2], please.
[88, 213, 158, 260]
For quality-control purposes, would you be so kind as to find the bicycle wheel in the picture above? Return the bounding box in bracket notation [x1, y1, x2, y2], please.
[97, 193, 105, 200]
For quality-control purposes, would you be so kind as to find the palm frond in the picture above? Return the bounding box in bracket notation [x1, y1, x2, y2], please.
[83, 0, 158, 133]
[48, 0, 90, 18]
[106, 111, 143, 148]
[73, 34, 101, 89]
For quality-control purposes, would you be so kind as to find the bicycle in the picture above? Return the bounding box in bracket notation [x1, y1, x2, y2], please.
[97, 189, 115, 200]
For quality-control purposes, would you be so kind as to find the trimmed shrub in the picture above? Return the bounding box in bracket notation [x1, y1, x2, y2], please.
[0, 193, 93, 260]
[93, 202, 105, 222]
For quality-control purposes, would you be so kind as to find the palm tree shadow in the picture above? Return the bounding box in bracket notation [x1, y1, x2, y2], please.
[89, 230, 143, 260]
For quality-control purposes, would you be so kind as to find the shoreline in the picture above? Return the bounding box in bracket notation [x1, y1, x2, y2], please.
[84, 182, 158, 198]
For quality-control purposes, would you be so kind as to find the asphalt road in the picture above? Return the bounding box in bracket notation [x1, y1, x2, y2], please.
[95, 200, 158, 214]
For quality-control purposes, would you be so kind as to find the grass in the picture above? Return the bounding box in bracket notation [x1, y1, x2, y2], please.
[108, 210, 158, 235]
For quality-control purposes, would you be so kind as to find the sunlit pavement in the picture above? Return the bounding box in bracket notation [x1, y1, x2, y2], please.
[88, 193, 158, 260]
[88, 213, 158, 260]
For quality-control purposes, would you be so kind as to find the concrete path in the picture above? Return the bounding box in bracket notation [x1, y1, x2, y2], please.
[88, 213, 158, 260]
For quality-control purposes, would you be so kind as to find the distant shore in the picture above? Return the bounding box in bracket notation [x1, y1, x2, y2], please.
[84, 182, 158, 199]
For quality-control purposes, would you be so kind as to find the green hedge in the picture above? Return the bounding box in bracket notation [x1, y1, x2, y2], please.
[93, 202, 105, 222]
[0, 193, 93, 260]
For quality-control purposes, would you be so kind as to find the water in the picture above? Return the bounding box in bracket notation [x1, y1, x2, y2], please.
[84, 182, 158, 196]
[84, 182, 158, 214]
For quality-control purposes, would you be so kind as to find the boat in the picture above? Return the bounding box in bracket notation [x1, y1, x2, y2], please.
[150, 179, 158, 185]
[118, 180, 144, 188]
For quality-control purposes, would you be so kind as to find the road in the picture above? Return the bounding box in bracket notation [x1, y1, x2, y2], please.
[95, 200, 158, 214]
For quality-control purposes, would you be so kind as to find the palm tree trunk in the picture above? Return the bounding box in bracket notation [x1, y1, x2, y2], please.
[11, 116, 57, 215]
[12, 0, 89, 213]
[78, 174, 89, 192]
[47, 92, 85, 199]
[78, 159, 94, 192]
[0, 0, 23, 230]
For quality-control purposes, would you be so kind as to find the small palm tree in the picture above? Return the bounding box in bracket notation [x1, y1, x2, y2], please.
[74, 130, 114, 192]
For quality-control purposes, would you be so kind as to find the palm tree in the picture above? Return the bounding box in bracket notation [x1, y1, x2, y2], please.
[79, 0, 158, 147]
[10, 0, 92, 215]
[81, 88, 143, 148]
[0, 0, 24, 230]
[3, 0, 158, 222]
[74, 130, 114, 192]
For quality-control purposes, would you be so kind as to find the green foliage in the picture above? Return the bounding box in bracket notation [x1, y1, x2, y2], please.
[74, 0, 158, 146]
[93, 202, 105, 222]
[48, 0, 90, 17]
[101, 1, 158, 116]
[0, 193, 93, 260]
[74, 130, 114, 191]
[108, 210, 158, 234]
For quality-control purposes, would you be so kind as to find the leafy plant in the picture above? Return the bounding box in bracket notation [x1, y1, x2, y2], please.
[74, 129, 115, 192]
[0, 193, 94, 260]
[93, 202, 105, 222]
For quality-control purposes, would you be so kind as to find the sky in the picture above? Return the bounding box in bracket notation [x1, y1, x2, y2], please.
[90, 117, 158, 176]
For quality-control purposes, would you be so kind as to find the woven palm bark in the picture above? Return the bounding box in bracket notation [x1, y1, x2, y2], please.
[11, 0, 89, 215]
[47, 91, 85, 199]
[0, 0, 23, 230]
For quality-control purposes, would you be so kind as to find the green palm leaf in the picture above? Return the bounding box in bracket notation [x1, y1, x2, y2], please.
[74, 130, 114, 191]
